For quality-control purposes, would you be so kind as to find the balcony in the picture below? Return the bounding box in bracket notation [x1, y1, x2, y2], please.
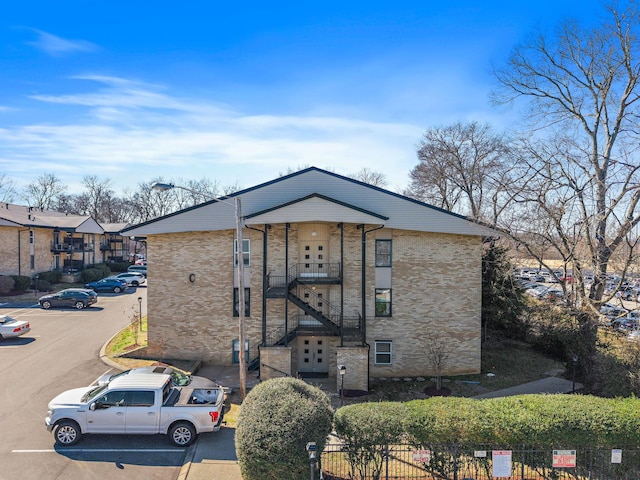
[51, 242, 94, 253]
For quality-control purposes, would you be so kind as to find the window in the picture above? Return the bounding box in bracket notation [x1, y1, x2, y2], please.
[375, 239, 392, 267]
[96, 391, 127, 407]
[375, 341, 392, 365]
[375, 288, 392, 317]
[234, 239, 250, 267]
[233, 288, 250, 317]
[127, 391, 155, 407]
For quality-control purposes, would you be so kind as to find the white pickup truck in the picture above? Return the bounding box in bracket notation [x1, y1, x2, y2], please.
[45, 373, 225, 446]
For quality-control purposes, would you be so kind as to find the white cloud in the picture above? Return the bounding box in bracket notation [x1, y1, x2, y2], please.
[1, 76, 422, 193]
[26, 29, 99, 56]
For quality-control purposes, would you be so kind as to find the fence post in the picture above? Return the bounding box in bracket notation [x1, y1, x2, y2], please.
[385, 444, 389, 480]
[521, 444, 525, 480]
[453, 443, 458, 480]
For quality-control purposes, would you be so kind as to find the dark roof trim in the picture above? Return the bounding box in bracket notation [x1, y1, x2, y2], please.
[122, 166, 472, 233]
[244, 193, 389, 221]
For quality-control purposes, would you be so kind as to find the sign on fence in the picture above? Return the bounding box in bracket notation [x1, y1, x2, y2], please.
[412, 449, 431, 463]
[552, 449, 576, 468]
[492, 450, 512, 477]
[611, 449, 622, 464]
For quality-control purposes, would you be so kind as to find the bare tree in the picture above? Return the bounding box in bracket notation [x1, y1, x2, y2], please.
[424, 331, 451, 391]
[407, 121, 513, 226]
[22, 173, 66, 210]
[493, 2, 640, 302]
[349, 168, 388, 187]
[0, 174, 16, 202]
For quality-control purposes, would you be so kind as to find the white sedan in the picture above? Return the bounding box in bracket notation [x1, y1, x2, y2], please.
[0, 315, 31, 340]
[108, 272, 146, 287]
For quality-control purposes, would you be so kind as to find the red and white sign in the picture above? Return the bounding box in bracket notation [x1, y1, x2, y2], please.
[553, 450, 576, 468]
[492, 450, 512, 477]
[412, 449, 431, 463]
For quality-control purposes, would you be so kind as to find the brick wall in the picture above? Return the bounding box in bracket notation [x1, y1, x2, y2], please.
[145, 224, 482, 379]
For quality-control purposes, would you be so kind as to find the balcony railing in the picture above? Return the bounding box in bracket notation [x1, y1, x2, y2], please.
[51, 242, 94, 253]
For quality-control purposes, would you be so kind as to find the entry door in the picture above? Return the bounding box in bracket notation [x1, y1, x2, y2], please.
[299, 224, 328, 277]
[297, 336, 328, 374]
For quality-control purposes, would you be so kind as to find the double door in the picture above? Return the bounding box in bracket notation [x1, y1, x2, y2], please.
[297, 336, 328, 375]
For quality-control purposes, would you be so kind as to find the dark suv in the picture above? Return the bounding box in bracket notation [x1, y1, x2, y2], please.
[39, 289, 98, 310]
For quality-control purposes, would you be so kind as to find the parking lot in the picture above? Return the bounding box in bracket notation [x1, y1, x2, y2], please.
[0, 288, 189, 480]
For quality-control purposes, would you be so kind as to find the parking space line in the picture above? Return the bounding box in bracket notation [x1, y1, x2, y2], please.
[13, 448, 184, 453]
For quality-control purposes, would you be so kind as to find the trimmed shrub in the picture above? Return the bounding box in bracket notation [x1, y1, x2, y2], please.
[0, 275, 15, 294]
[80, 264, 111, 283]
[334, 402, 408, 480]
[236, 377, 333, 480]
[10, 275, 31, 292]
[36, 279, 52, 292]
[37, 270, 62, 284]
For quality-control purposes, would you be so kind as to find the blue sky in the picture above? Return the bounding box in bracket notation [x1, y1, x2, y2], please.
[0, 1, 605, 196]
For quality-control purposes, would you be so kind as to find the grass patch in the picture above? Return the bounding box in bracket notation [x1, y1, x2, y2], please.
[105, 318, 148, 356]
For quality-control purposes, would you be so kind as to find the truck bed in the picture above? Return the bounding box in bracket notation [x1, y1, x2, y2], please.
[164, 387, 222, 406]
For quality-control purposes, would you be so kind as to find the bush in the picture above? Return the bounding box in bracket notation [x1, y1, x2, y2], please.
[334, 402, 408, 480]
[236, 377, 333, 480]
[37, 270, 62, 284]
[36, 279, 52, 292]
[0, 275, 15, 294]
[80, 264, 112, 283]
[10, 275, 31, 292]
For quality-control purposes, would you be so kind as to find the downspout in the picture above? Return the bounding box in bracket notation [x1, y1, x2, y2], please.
[339, 223, 344, 347]
[285, 224, 290, 345]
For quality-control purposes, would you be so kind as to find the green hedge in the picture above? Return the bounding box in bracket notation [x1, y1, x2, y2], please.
[334, 395, 640, 449]
[36, 270, 62, 284]
[332, 395, 640, 480]
[0, 275, 15, 294]
[236, 377, 333, 480]
[80, 264, 112, 283]
[11, 275, 31, 291]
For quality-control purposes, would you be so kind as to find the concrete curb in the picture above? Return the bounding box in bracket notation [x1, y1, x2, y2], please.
[177, 437, 199, 480]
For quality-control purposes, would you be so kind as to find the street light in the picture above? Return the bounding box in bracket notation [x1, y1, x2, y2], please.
[571, 354, 579, 393]
[306, 441, 318, 480]
[339, 364, 346, 406]
[138, 296, 143, 331]
[151, 182, 247, 399]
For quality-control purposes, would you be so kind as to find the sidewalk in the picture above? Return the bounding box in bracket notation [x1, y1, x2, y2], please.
[177, 364, 259, 480]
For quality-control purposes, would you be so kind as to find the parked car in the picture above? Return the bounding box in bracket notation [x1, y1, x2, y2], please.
[600, 307, 629, 327]
[127, 264, 147, 277]
[97, 365, 219, 389]
[628, 330, 640, 342]
[617, 286, 640, 301]
[39, 289, 98, 310]
[107, 272, 146, 287]
[84, 278, 128, 293]
[0, 315, 30, 340]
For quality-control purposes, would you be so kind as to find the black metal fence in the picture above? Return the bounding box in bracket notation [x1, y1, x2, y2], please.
[319, 443, 640, 480]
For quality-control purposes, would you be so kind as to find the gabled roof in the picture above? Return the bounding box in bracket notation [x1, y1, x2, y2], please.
[100, 222, 130, 234]
[123, 167, 498, 237]
[0, 203, 104, 234]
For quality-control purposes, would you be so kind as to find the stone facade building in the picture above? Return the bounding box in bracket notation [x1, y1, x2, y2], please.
[0, 203, 104, 277]
[124, 167, 494, 392]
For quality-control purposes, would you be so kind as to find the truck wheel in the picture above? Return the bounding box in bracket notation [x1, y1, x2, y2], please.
[54, 420, 82, 446]
[169, 421, 196, 446]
